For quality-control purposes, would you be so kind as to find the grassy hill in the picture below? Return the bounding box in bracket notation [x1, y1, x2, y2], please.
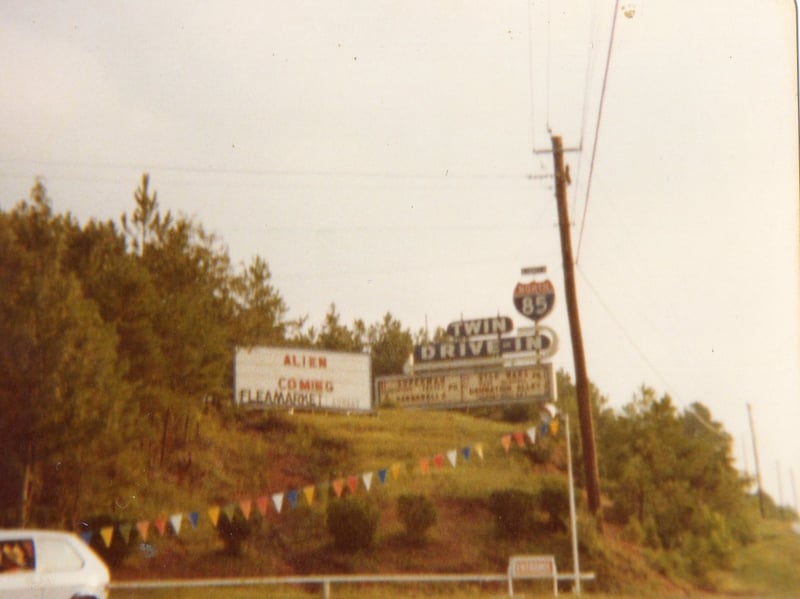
[96, 407, 798, 597]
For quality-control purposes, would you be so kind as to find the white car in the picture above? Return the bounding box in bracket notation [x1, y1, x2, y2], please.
[0, 530, 110, 599]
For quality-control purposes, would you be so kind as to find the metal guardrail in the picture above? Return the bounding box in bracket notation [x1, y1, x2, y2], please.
[111, 571, 596, 598]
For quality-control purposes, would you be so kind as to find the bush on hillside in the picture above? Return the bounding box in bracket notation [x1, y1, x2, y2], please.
[217, 509, 259, 556]
[80, 515, 134, 567]
[397, 494, 437, 545]
[537, 475, 569, 532]
[326, 497, 379, 553]
[488, 489, 538, 538]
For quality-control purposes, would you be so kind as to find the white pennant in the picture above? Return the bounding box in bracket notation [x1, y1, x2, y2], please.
[271, 493, 284, 513]
[361, 472, 373, 492]
[169, 514, 183, 536]
[446, 450, 457, 467]
[527, 427, 538, 444]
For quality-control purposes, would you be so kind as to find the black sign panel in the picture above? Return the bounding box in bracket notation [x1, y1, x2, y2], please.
[513, 279, 555, 322]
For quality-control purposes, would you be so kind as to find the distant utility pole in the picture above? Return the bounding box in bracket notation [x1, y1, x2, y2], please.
[747, 403, 765, 518]
[551, 135, 602, 516]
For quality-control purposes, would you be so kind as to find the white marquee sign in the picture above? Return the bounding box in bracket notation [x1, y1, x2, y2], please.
[235, 346, 372, 412]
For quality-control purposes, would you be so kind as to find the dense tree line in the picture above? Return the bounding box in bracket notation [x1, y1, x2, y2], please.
[0, 176, 419, 528]
[0, 177, 778, 582]
[555, 372, 759, 580]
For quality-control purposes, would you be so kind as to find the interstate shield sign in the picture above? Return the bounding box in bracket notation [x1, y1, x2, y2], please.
[513, 279, 555, 322]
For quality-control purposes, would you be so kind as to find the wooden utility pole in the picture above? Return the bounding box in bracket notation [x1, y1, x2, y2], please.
[551, 135, 602, 516]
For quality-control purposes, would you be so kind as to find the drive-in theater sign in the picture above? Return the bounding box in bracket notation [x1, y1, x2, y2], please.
[376, 275, 559, 410]
[235, 346, 372, 412]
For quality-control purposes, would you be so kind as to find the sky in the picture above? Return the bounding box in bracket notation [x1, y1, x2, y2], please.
[1, 1, 798, 508]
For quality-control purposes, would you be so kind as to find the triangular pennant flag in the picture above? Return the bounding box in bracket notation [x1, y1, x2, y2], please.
[239, 499, 252, 520]
[550, 418, 560, 436]
[136, 520, 150, 542]
[208, 506, 221, 527]
[501, 435, 512, 453]
[222, 503, 236, 522]
[303, 485, 316, 506]
[541, 422, 549, 438]
[378, 469, 388, 484]
[347, 475, 359, 495]
[390, 463, 402, 480]
[419, 458, 430, 475]
[119, 523, 133, 544]
[433, 454, 444, 469]
[361, 472, 373, 492]
[169, 514, 182, 536]
[100, 526, 114, 548]
[79, 531, 93, 545]
[271, 493, 284, 513]
[461, 446, 472, 461]
[332, 478, 345, 498]
[256, 496, 269, 516]
[446, 450, 457, 467]
[188, 512, 199, 529]
[513, 431, 526, 447]
[475, 443, 485, 460]
[285, 489, 298, 509]
[527, 427, 538, 444]
[153, 517, 167, 536]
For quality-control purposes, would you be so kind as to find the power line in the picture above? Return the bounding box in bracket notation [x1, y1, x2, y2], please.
[575, 0, 621, 264]
[576, 264, 679, 398]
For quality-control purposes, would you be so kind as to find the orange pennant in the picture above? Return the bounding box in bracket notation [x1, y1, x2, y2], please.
[419, 458, 430, 475]
[239, 499, 252, 520]
[501, 435, 512, 453]
[136, 520, 150, 542]
[332, 478, 345, 498]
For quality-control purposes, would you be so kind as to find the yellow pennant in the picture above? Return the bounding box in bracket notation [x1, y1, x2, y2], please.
[208, 505, 221, 527]
[550, 418, 560, 436]
[100, 526, 114, 548]
[390, 463, 402, 480]
[475, 443, 485, 460]
[303, 485, 316, 506]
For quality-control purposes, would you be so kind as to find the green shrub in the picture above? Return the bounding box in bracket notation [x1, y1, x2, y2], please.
[397, 494, 437, 544]
[217, 509, 259, 556]
[81, 515, 134, 567]
[536, 475, 569, 532]
[488, 489, 537, 539]
[326, 497, 379, 553]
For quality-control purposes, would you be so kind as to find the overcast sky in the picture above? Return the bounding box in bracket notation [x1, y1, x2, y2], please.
[1, 0, 798, 506]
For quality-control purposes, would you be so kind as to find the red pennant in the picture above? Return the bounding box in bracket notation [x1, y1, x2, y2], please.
[513, 431, 526, 447]
[256, 496, 269, 516]
[433, 454, 444, 469]
[154, 517, 167, 536]
[347, 475, 359, 495]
